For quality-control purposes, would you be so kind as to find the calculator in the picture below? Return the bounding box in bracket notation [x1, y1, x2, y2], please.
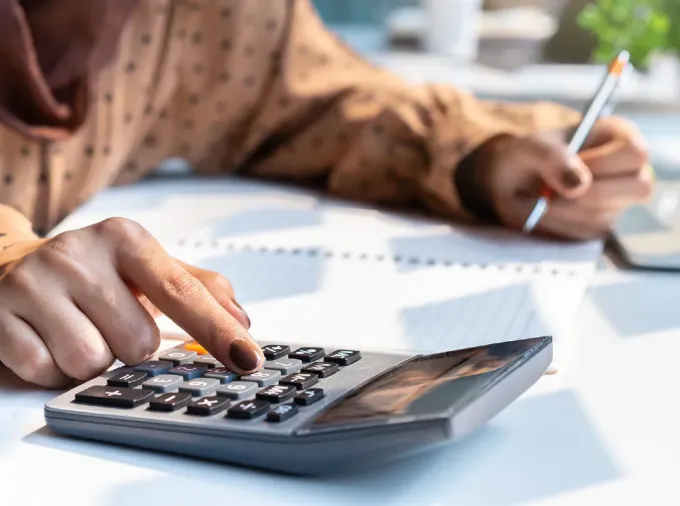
[44, 335, 552, 475]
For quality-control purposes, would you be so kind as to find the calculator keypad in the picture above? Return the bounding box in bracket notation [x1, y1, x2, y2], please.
[134, 360, 173, 376]
[192, 355, 222, 368]
[240, 369, 281, 386]
[179, 378, 220, 397]
[149, 392, 192, 412]
[74, 342, 369, 430]
[256, 384, 297, 404]
[107, 371, 148, 388]
[216, 381, 259, 400]
[227, 399, 270, 419]
[267, 403, 299, 422]
[142, 374, 183, 393]
[325, 350, 361, 366]
[302, 362, 338, 378]
[158, 349, 197, 365]
[265, 358, 303, 375]
[168, 364, 209, 380]
[280, 372, 318, 390]
[187, 396, 230, 416]
[289, 347, 325, 362]
[75, 386, 153, 408]
[262, 345, 290, 360]
[203, 367, 239, 384]
[294, 388, 324, 406]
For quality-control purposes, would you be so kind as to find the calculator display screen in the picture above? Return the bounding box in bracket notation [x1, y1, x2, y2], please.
[308, 339, 544, 428]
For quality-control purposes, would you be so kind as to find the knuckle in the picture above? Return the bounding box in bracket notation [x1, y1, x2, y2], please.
[41, 232, 84, 265]
[201, 271, 233, 293]
[66, 342, 111, 381]
[4, 260, 40, 295]
[161, 271, 204, 302]
[95, 217, 147, 242]
[14, 347, 56, 384]
[124, 324, 160, 365]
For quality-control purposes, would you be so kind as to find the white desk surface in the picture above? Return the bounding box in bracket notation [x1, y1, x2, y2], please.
[2, 260, 680, 506]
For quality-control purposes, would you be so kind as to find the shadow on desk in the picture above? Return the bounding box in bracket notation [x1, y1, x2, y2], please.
[21, 390, 619, 506]
[588, 273, 680, 338]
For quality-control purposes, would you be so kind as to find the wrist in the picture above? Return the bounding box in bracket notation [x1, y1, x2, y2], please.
[454, 134, 514, 223]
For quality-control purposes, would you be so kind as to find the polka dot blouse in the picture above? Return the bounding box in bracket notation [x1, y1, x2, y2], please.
[0, 0, 580, 246]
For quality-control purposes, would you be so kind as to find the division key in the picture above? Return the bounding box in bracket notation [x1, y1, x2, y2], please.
[74, 386, 153, 408]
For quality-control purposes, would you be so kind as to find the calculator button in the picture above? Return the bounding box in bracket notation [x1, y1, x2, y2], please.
[168, 364, 208, 380]
[227, 399, 270, 419]
[179, 378, 220, 397]
[103, 365, 133, 378]
[107, 371, 148, 388]
[265, 358, 303, 375]
[280, 372, 318, 390]
[240, 369, 281, 386]
[256, 384, 297, 404]
[216, 381, 259, 400]
[294, 388, 325, 406]
[324, 350, 361, 366]
[186, 396, 230, 416]
[302, 362, 339, 378]
[184, 342, 208, 354]
[204, 367, 239, 383]
[262, 345, 290, 360]
[134, 360, 173, 377]
[157, 349, 197, 365]
[267, 403, 299, 423]
[192, 355, 222, 368]
[142, 374, 184, 393]
[149, 392, 192, 412]
[75, 386, 153, 408]
[289, 347, 325, 362]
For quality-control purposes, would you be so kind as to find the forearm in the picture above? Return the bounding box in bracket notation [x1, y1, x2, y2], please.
[235, 0, 582, 222]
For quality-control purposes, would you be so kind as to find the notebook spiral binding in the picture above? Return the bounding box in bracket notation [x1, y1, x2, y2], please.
[174, 238, 579, 277]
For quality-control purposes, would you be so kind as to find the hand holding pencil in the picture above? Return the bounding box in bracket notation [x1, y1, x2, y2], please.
[522, 51, 633, 233]
[468, 51, 654, 241]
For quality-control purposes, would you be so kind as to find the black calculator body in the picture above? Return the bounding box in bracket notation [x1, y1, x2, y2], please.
[44, 336, 552, 475]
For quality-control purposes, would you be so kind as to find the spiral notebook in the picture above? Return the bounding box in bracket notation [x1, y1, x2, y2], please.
[50, 174, 604, 374]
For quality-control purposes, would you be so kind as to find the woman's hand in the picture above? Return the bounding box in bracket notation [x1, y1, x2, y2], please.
[0, 218, 262, 388]
[474, 116, 653, 240]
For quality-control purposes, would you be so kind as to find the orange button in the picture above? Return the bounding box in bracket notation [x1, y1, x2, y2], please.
[184, 342, 208, 355]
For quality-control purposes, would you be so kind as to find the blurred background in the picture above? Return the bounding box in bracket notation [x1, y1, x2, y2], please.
[312, 0, 680, 177]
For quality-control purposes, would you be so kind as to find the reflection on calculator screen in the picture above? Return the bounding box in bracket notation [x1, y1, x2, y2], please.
[309, 340, 538, 426]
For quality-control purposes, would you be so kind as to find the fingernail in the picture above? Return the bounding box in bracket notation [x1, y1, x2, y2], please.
[562, 169, 584, 189]
[232, 299, 251, 328]
[229, 339, 262, 372]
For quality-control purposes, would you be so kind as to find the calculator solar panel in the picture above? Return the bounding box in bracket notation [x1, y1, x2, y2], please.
[44, 336, 552, 475]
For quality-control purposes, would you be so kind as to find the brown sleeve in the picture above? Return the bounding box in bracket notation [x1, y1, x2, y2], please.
[237, 0, 582, 221]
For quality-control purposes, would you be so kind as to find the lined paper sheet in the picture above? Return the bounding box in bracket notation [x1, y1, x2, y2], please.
[51, 175, 604, 373]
